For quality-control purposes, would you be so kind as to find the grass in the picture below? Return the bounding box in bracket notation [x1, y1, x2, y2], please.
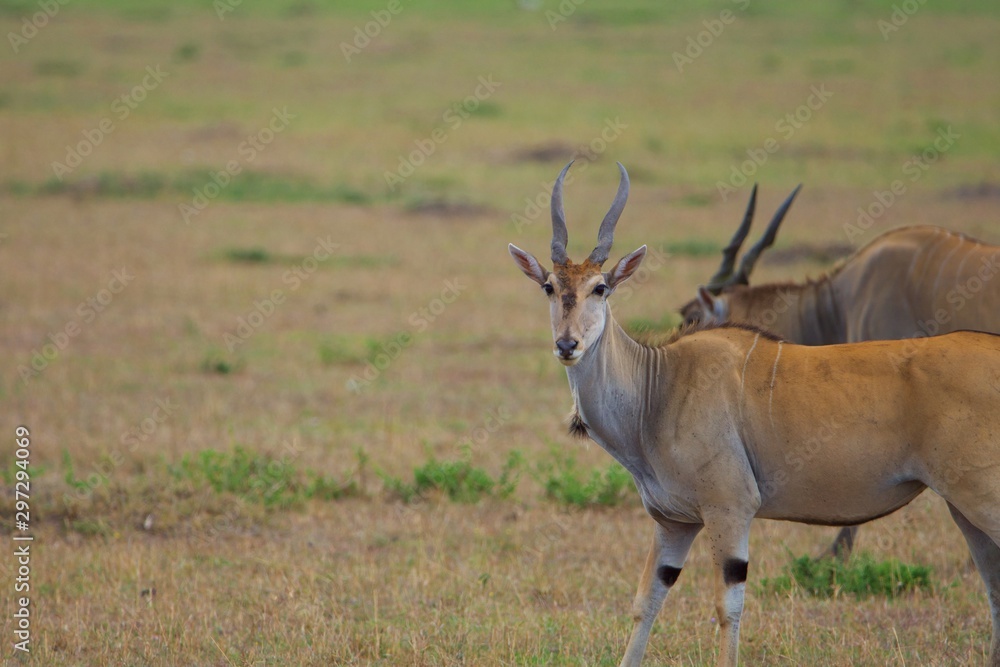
[2, 0, 1000, 664]
[18, 169, 373, 204]
[167, 446, 363, 508]
[381, 450, 522, 503]
[535, 453, 636, 508]
[761, 553, 934, 599]
[665, 238, 725, 257]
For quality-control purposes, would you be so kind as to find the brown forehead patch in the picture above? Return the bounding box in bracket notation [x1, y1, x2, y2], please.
[554, 259, 602, 314]
[553, 259, 602, 286]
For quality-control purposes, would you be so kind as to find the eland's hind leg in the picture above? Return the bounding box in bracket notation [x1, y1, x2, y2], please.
[826, 525, 859, 561]
[947, 502, 1000, 666]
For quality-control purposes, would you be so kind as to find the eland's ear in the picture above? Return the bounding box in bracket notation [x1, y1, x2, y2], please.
[508, 244, 548, 286]
[608, 245, 647, 290]
[697, 286, 716, 311]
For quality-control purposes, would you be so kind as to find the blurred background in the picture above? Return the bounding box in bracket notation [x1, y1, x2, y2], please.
[2, 1, 1000, 664]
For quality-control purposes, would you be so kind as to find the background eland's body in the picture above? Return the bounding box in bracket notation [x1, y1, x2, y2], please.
[683, 217, 1000, 556]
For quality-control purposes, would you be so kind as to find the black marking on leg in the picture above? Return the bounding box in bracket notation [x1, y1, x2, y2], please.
[723, 558, 748, 586]
[657, 565, 682, 587]
[567, 412, 589, 439]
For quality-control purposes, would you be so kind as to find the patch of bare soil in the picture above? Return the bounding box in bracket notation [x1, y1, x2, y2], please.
[405, 199, 494, 218]
[946, 182, 1000, 200]
[507, 141, 577, 164]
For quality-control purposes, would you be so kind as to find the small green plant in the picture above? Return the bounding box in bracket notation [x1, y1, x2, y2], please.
[168, 446, 362, 508]
[35, 59, 83, 77]
[382, 450, 522, 503]
[1, 459, 45, 485]
[535, 453, 635, 507]
[69, 518, 110, 537]
[318, 336, 364, 366]
[759, 552, 932, 599]
[223, 247, 272, 264]
[200, 351, 244, 375]
[62, 449, 91, 492]
[173, 41, 201, 62]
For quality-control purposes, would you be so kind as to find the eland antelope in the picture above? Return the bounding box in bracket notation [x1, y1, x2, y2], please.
[509, 162, 1000, 667]
[680, 190, 1000, 557]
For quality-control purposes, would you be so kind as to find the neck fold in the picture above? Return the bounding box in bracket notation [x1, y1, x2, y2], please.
[564, 308, 662, 472]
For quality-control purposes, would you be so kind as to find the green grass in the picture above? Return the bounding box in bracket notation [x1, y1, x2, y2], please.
[665, 238, 724, 258]
[382, 450, 523, 503]
[200, 350, 245, 375]
[167, 446, 362, 508]
[535, 453, 636, 508]
[221, 247, 272, 264]
[760, 553, 933, 599]
[318, 336, 368, 366]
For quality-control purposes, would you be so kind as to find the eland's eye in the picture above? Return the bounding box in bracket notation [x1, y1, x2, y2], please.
[542, 283, 554, 296]
[593, 284, 608, 297]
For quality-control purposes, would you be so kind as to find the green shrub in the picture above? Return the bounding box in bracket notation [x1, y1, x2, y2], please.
[168, 446, 361, 508]
[535, 454, 634, 507]
[760, 552, 932, 599]
[383, 450, 522, 503]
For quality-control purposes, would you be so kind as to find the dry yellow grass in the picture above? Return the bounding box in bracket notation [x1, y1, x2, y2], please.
[3, 2, 1000, 665]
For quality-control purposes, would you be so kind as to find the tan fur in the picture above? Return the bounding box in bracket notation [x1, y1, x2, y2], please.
[681, 225, 1000, 558]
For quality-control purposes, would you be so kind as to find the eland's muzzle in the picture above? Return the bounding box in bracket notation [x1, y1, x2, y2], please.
[555, 338, 580, 362]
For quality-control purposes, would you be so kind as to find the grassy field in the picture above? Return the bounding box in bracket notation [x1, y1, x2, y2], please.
[2, 0, 1000, 664]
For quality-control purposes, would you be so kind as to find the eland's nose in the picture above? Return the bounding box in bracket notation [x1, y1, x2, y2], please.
[556, 339, 578, 357]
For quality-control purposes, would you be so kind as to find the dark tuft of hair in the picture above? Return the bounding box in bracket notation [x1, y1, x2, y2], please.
[567, 412, 589, 439]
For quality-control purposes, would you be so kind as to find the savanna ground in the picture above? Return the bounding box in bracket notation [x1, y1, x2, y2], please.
[2, 0, 1000, 664]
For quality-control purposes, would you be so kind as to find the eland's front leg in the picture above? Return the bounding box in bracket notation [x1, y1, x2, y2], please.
[703, 512, 754, 667]
[619, 520, 702, 667]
